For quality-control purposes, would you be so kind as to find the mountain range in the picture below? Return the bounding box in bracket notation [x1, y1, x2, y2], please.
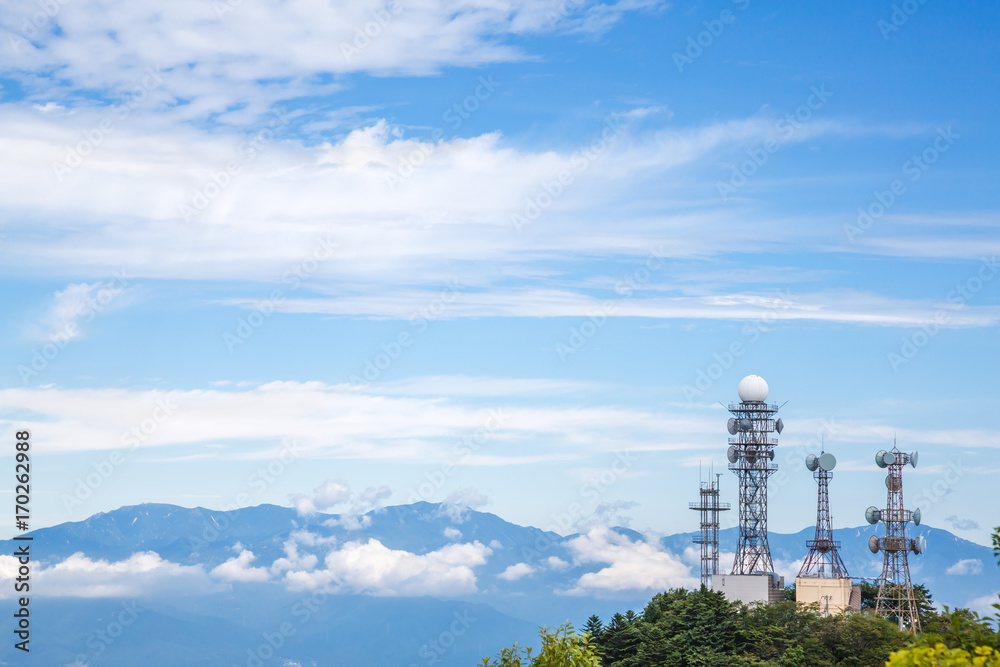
[0, 502, 995, 666]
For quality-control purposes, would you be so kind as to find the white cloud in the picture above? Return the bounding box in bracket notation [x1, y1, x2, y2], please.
[267, 287, 1000, 327]
[292, 478, 353, 516]
[324, 514, 372, 531]
[967, 591, 1000, 617]
[315, 479, 352, 509]
[444, 527, 462, 541]
[315, 484, 392, 528]
[498, 562, 535, 581]
[360, 485, 392, 505]
[440, 487, 490, 523]
[33, 281, 134, 343]
[2, 0, 658, 115]
[546, 556, 570, 570]
[271, 539, 321, 575]
[592, 500, 639, 527]
[282, 539, 492, 596]
[562, 526, 697, 596]
[211, 549, 271, 583]
[945, 558, 983, 576]
[0, 552, 216, 598]
[773, 558, 805, 583]
[4, 381, 1000, 472]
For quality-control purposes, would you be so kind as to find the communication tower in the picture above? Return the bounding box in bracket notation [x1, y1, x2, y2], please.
[726, 375, 783, 575]
[714, 375, 785, 606]
[865, 443, 925, 632]
[689, 470, 730, 587]
[795, 450, 860, 614]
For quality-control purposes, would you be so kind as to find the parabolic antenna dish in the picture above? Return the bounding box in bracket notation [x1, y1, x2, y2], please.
[875, 450, 888, 468]
[818, 452, 837, 471]
[913, 536, 927, 555]
[805, 454, 819, 472]
[775, 418, 784, 434]
[868, 536, 881, 554]
[865, 506, 881, 524]
[910, 451, 919, 468]
[727, 446, 739, 464]
[886, 475, 901, 492]
[727, 418, 738, 435]
[912, 508, 921, 526]
[767, 450, 775, 461]
[883, 451, 897, 466]
[737, 375, 769, 402]
[739, 418, 752, 432]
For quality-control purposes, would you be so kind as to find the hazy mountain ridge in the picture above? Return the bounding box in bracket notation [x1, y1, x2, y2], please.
[1, 502, 996, 666]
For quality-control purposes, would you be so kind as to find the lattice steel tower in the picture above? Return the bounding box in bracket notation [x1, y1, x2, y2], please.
[865, 443, 925, 633]
[689, 471, 731, 587]
[798, 451, 849, 579]
[726, 375, 783, 575]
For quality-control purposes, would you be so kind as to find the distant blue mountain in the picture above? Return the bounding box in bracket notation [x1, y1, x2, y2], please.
[2, 502, 996, 666]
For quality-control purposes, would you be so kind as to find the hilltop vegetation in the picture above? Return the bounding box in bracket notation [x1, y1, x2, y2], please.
[480, 527, 1000, 667]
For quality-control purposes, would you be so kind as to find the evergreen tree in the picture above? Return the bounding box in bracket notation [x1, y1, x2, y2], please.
[582, 614, 604, 644]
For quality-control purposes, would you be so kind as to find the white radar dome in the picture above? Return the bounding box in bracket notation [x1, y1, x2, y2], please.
[737, 375, 769, 402]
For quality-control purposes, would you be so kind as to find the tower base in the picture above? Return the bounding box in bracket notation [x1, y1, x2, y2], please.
[715, 573, 784, 606]
[795, 577, 861, 615]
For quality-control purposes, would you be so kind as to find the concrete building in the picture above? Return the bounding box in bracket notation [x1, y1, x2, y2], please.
[715, 573, 785, 606]
[796, 576, 861, 615]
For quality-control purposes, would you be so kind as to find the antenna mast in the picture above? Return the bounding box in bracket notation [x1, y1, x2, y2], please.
[689, 470, 730, 587]
[866, 445, 925, 632]
[726, 375, 783, 575]
[798, 451, 849, 578]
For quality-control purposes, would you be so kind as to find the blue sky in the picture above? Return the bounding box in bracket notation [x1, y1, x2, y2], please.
[1, 0, 998, 559]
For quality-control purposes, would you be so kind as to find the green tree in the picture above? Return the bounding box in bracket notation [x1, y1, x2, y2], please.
[599, 612, 641, 664]
[582, 615, 604, 644]
[914, 584, 940, 629]
[993, 525, 1000, 565]
[586, 587, 908, 666]
[858, 579, 880, 609]
[479, 624, 603, 667]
